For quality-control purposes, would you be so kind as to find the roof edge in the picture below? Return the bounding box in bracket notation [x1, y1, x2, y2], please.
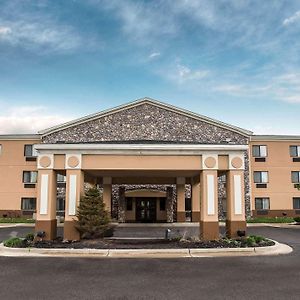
[0, 134, 41, 140]
[251, 135, 300, 141]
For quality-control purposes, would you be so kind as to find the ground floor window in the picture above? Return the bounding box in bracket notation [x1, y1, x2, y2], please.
[56, 197, 65, 211]
[255, 197, 270, 210]
[159, 198, 166, 211]
[293, 197, 300, 209]
[21, 198, 36, 211]
[126, 197, 133, 211]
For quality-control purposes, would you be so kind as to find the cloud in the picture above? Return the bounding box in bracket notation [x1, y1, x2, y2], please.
[0, 20, 84, 53]
[177, 64, 209, 81]
[0, 26, 11, 35]
[283, 11, 300, 26]
[148, 52, 161, 59]
[0, 1, 99, 54]
[0, 105, 72, 134]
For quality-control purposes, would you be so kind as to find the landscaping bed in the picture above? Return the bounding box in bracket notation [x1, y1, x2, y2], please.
[3, 235, 275, 249]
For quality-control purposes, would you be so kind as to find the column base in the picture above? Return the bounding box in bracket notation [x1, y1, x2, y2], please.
[200, 221, 219, 240]
[177, 211, 186, 222]
[64, 220, 80, 241]
[226, 220, 247, 238]
[192, 211, 200, 222]
[35, 219, 57, 240]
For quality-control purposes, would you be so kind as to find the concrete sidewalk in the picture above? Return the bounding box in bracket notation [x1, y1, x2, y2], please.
[0, 240, 293, 258]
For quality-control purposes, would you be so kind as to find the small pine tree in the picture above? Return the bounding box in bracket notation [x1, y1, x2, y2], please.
[75, 186, 110, 239]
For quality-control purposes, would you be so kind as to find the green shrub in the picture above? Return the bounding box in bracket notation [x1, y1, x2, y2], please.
[245, 236, 256, 247]
[75, 187, 111, 239]
[0, 218, 35, 223]
[25, 233, 35, 241]
[247, 217, 294, 223]
[294, 217, 300, 223]
[3, 237, 26, 248]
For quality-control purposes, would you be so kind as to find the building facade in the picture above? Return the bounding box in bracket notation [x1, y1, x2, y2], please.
[0, 98, 299, 240]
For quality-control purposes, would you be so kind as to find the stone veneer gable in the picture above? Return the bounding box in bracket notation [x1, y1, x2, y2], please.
[42, 103, 248, 144]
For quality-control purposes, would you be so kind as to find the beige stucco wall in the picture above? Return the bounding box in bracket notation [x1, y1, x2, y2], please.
[0, 139, 40, 214]
[250, 140, 300, 211]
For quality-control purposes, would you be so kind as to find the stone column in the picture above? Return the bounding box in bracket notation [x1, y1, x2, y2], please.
[103, 177, 112, 217]
[226, 170, 246, 238]
[200, 170, 219, 240]
[118, 186, 126, 223]
[176, 177, 186, 222]
[192, 176, 200, 222]
[64, 169, 84, 240]
[166, 186, 174, 223]
[35, 169, 57, 240]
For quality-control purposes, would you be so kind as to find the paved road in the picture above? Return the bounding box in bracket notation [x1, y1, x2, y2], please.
[0, 226, 299, 300]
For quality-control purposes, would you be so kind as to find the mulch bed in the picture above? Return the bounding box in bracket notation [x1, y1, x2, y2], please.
[32, 238, 275, 249]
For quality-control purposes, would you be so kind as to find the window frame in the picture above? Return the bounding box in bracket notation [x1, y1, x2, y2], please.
[21, 197, 36, 211]
[293, 197, 300, 209]
[290, 145, 300, 157]
[253, 171, 269, 183]
[252, 145, 267, 158]
[23, 171, 38, 184]
[291, 171, 300, 183]
[255, 197, 270, 210]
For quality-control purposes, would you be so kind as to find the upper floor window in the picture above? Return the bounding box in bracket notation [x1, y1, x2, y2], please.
[21, 198, 36, 211]
[23, 171, 37, 183]
[255, 197, 270, 210]
[291, 171, 300, 183]
[252, 145, 267, 157]
[24, 144, 37, 161]
[253, 171, 268, 183]
[0, 144, 2, 155]
[290, 146, 300, 157]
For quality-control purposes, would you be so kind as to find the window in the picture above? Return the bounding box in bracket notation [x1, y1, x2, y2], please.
[160, 198, 166, 211]
[253, 171, 268, 183]
[290, 146, 300, 157]
[24, 144, 37, 157]
[57, 174, 66, 183]
[252, 145, 267, 157]
[185, 198, 192, 211]
[56, 197, 65, 211]
[0, 144, 2, 155]
[24, 144, 37, 161]
[21, 198, 36, 211]
[291, 171, 300, 183]
[293, 198, 300, 209]
[255, 198, 270, 210]
[126, 198, 133, 211]
[23, 171, 38, 183]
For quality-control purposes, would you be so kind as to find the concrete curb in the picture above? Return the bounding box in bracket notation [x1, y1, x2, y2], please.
[0, 240, 293, 258]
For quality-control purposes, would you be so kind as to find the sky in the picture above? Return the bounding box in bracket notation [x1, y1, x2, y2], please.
[0, 0, 300, 135]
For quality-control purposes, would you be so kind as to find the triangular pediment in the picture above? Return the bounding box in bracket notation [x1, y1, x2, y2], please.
[40, 97, 252, 144]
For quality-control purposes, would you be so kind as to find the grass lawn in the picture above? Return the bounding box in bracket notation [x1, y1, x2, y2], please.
[247, 217, 295, 223]
[0, 218, 35, 223]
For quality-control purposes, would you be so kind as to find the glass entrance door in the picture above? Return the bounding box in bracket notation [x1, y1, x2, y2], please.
[136, 198, 156, 222]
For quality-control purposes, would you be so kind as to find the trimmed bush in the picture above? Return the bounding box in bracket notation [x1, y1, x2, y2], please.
[3, 237, 27, 248]
[247, 217, 294, 223]
[294, 217, 300, 223]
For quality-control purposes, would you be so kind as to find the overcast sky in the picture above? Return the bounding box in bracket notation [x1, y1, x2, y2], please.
[0, 0, 300, 134]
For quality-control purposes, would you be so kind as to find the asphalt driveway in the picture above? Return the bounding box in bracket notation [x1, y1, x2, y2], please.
[0, 225, 299, 299]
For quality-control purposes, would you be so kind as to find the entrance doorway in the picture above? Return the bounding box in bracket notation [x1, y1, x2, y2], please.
[136, 198, 156, 222]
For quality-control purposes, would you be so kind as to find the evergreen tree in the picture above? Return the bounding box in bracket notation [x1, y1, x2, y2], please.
[75, 186, 110, 239]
